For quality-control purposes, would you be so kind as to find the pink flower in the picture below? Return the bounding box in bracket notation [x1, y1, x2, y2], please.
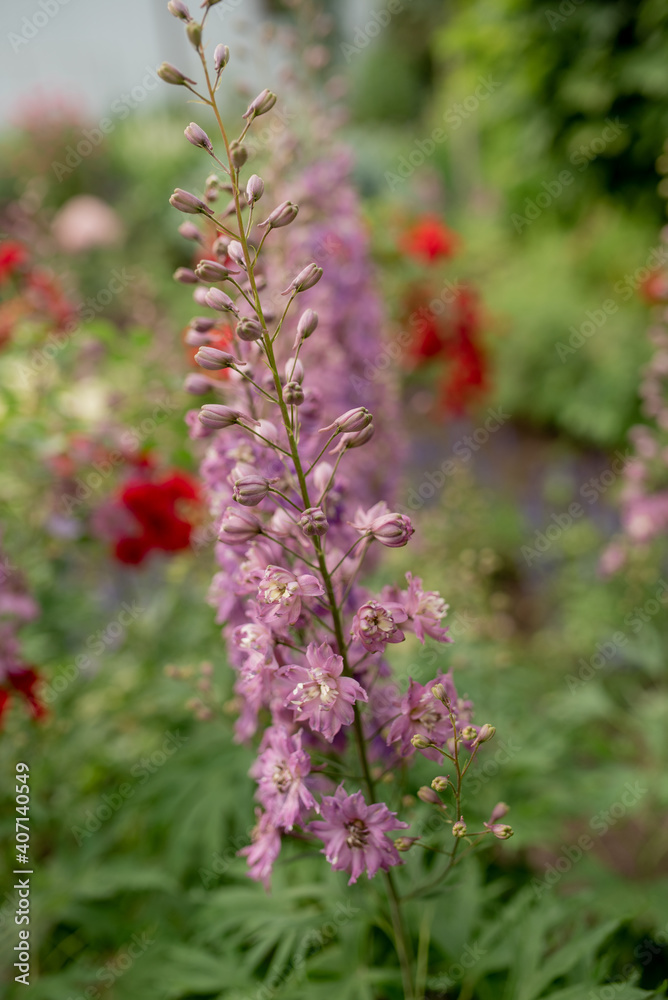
[351, 601, 407, 653]
[308, 785, 408, 885]
[352, 504, 414, 548]
[393, 572, 452, 644]
[257, 564, 324, 625]
[250, 726, 316, 830]
[239, 808, 282, 890]
[386, 673, 474, 761]
[280, 641, 368, 741]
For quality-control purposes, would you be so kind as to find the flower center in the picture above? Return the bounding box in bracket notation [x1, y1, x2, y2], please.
[345, 818, 369, 849]
[272, 762, 292, 792]
[361, 604, 394, 635]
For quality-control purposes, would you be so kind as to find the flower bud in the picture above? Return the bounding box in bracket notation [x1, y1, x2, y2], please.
[431, 776, 449, 792]
[492, 825, 513, 840]
[395, 837, 419, 852]
[319, 406, 372, 435]
[258, 201, 299, 230]
[330, 424, 375, 455]
[193, 286, 209, 306]
[475, 724, 496, 744]
[195, 259, 237, 282]
[243, 88, 277, 120]
[488, 802, 509, 823]
[417, 786, 441, 805]
[292, 308, 318, 349]
[233, 475, 271, 506]
[170, 188, 210, 215]
[204, 287, 238, 314]
[157, 62, 196, 86]
[284, 357, 304, 384]
[368, 512, 414, 548]
[199, 405, 243, 429]
[178, 221, 203, 242]
[214, 44, 230, 73]
[184, 122, 212, 151]
[256, 419, 278, 442]
[281, 263, 323, 296]
[246, 174, 265, 205]
[167, 0, 191, 20]
[195, 347, 244, 370]
[411, 734, 432, 750]
[190, 316, 216, 332]
[452, 820, 467, 838]
[227, 241, 247, 269]
[174, 267, 199, 284]
[236, 317, 264, 342]
[431, 682, 447, 703]
[229, 141, 247, 169]
[460, 726, 478, 742]
[284, 381, 304, 406]
[299, 506, 328, 537]
[184, 373, 213, 394]
[218, 507, 262, 544]
[186, 21, 202, 47]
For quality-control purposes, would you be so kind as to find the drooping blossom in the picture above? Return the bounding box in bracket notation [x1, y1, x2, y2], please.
[351, 601, 407, 653]
[257, 565, 324, 625]
[387, 673, 475, 762]
[308, 785, 408, 885]
[239, 808, 282, 890]
[386, 572, 452, 644]
[280, 641, 367, 741]
[251, 726, 317, 831]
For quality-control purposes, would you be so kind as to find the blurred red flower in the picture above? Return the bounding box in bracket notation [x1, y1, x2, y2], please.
[403, 217, 459, 263]
[114, 472, 200, 565]
[406, 286, 488, 413]
[0, 667, 46, 727]
[0, 241, 28, 283]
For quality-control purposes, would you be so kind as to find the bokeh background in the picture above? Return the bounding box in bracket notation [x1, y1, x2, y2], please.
[2, 0, 668, 997]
